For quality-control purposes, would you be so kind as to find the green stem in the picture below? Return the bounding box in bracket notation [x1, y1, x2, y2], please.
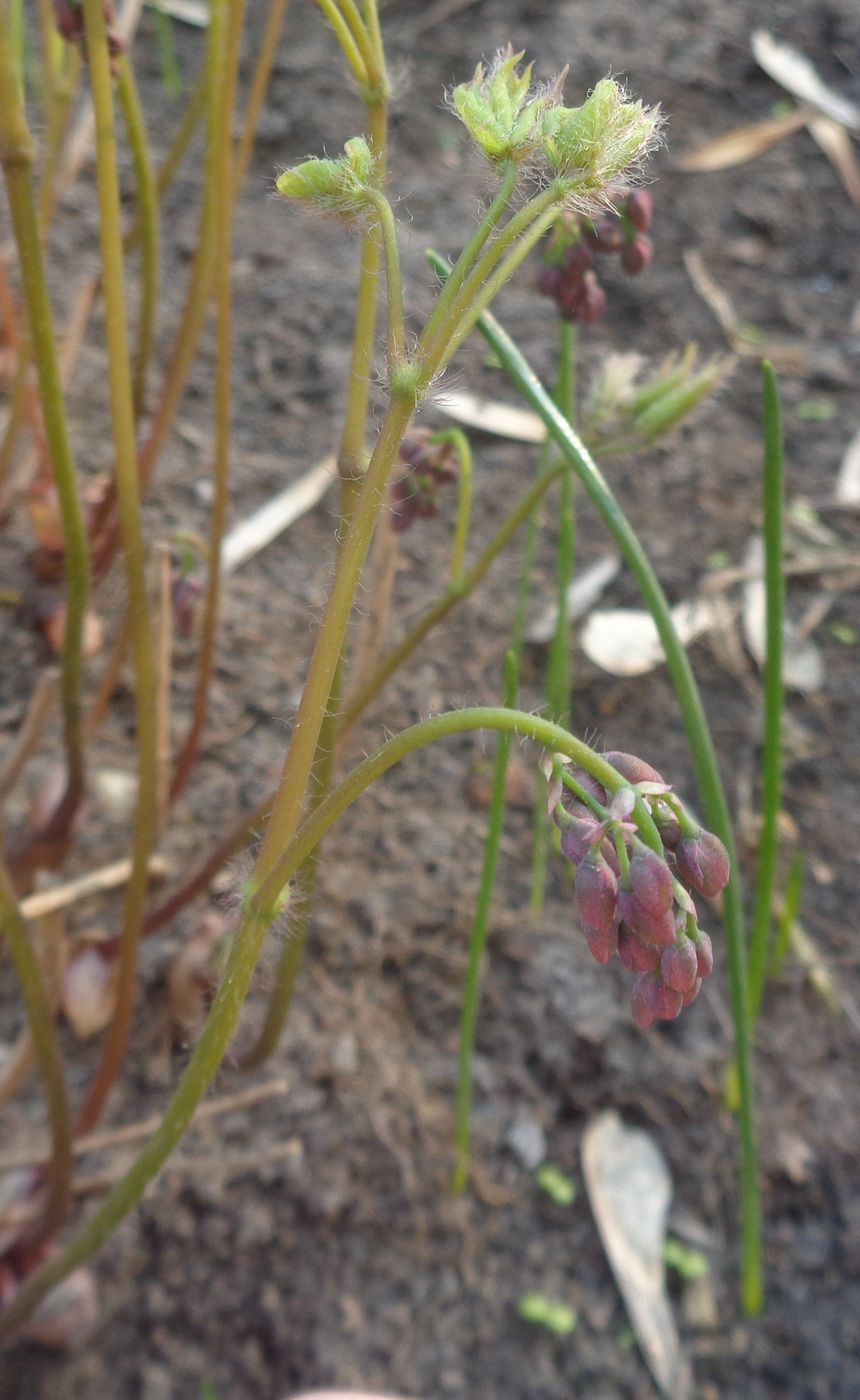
[431, 428, 472, 586]
[116, 57, 160, 421]
[366, 189, 405, 368]
[439, 276, 761, 1316]
[0, 12, 91, 827]
[0, 857, 71, 1242]
[169, 0, 240, 803]
[234, 0, 292, 193]
[533, 319, 577, 916]
[749, 362, 785, 1020]
[0, 708, 625, 1339]
[315, 0, 368, 86]
[76, 0, 159, 1134]
[453, 651, 518, 1192]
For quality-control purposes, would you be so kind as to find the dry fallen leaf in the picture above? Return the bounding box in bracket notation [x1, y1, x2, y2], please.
[527, 553, 621, 644]
[835, 428, 860, 505]
[752, 31, 860, 131]
[582, 1111, 690, 1399]
[807, 117, 860, 205]
[683, 250, 807, 373]
[62, 946, 116, 1040]
[675, 108, 808, 171]
[436, 388, 546, 443]
[167, 912, 227, 1042]
[581, 598, 717, 676]
[221, 457, 336, 574]
[741, 538, 824, 694]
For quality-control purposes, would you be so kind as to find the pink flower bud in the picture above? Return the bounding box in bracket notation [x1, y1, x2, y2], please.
[653, 980, 683, 1021]
[583, 921, 619, 965]
[675, 829, 730, 897]
[631, 974, 660, 1029]
[564, 245, 594, 279]
[621, 235, 653, 277]
[602, 751, 665, 787]
[629, 850, 673, 917]
[625, 189, 653, 233]
[618, 888, 676, 948]
[661, 937, 699, 993]
[560, 814, 603, 867]
[693, 929, 714, 979]
[651, 800, 681, 849]
[537, 265, 562, 298]
[682, 976, 703, 1007]
[575, 852, 619, 934]
[618, 927, 660, 973]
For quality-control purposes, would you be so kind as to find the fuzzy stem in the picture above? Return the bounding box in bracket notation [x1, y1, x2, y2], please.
[0, 12, 91, 828]
[315, 0, 368, 85]
[116, 57, 160, 420]
[169, 0, 240, 803]
[0, 708, 623, 1338]
[365, 190, 405, 368]
[0, 857, 71, 1242]
[748, 363, 785, 1020]
[450, 283, 763, 1317]
[436, 428, 473, 587]
[75, 0, 159, 1134]
[143, 458, 569, 939]
[452, 651, 518, 1192]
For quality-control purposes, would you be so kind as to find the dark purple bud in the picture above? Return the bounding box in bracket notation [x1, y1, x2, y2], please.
[621, 235, 653, 277]
[682, 976, 703, 1007]
[583, 921, 619, 966]
[675, 829, 730, 898]
[629, 850, 673, 918]
[586, 217, 624, 254]
[625, 189, 653, 233]
[564, 244, 594, 279]
[602, 751, 665, 787]
[567, 767, 608, 806]
[693, 929, 714, 980]
[575, 852, 619, 935]
[537, 265, 562, 298]
[618, 927, 660, 973]
[661, 937, 699, 994]
[574, 270, 607, 325]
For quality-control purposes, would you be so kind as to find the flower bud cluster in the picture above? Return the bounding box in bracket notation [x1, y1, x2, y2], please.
[53, 1, 126, 64]
[552, 749, 729, 1028]
[536, 190, 654, 326]
[389, 431, 458, 534]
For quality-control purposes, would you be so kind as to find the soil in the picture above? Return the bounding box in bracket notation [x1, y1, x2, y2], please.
[2, 1, 860, 1397]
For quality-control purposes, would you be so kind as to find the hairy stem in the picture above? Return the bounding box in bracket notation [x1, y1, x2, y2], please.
[0, 12, 91, 831]
[75, 0, 159, 1134]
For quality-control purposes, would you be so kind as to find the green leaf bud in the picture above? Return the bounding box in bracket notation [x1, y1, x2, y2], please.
[276, 136, 376, 217]
[451, 46, 556, 164]
[542, 78, 661, 196]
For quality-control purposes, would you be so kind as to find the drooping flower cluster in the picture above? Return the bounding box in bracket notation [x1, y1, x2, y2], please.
[549, 750, 729, 1028]
[389, 431, 458, 534]
[536, 190, 654, 325]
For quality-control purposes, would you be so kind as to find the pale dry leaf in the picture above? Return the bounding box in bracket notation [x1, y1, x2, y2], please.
[582, 1112, 690, 1399]
[527, 553, 620, 643]
[741, 538, 824, 693]
[581, 599, 718, 676]
[150, 0, 209, 24]
[807, 117, 860, 205]
[675, 108, 808, 171]
[835, 427, 860, 505]
[683, 250, 807, 373]
[752, 31, 860, 131]
[436, 389, 546, 443]
[62, 948, 116, 1040]
[221, 457, 335, 575]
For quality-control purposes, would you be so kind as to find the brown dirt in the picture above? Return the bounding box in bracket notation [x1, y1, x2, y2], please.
[2, 1, 860, 1397]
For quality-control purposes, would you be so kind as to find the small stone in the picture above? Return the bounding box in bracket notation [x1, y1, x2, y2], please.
[506, 1111, 547, 1170]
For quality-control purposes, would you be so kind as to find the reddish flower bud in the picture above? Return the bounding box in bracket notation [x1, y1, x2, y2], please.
[602, 750, 665, 787]
[560, 814, 604, 867]
[537, 265, 562, 298]
[661, 937, 699, 994]
[618, 887, 676, 948]
[618, 927, 660, 973]
[564, 244, 594, 279]
[631, 974, 660, 1029]
[675, 830, 730, 898]
[682, 976, 703, 1007]
[629, 850, 673, 917]
[575, 851, 619, 935]
[586, 217, 624, 253]
[625, 189, 653, 233]
[621, 235, 653, 277]
[651, 800, 681, 849]
[693, 929, 714, 980]
[653, 980, 684, 1021]
[583, 921, 619, 965]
